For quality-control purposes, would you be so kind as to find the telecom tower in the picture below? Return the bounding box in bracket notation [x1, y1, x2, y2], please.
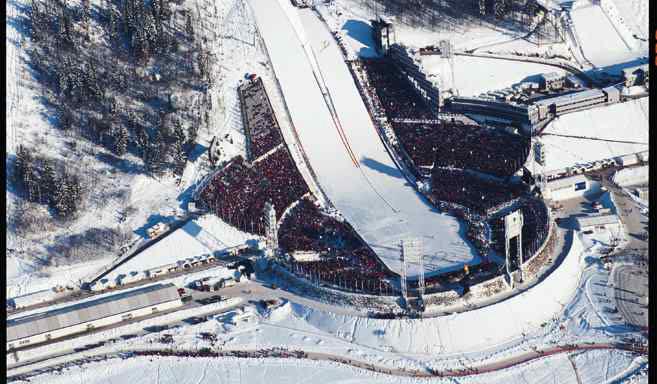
[504, 210, 524, 287]
[401, 238, 424, 298]
[264, 202, 278, 259]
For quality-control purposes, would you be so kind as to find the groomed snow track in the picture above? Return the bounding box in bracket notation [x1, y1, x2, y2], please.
[247, 0, 478, 277]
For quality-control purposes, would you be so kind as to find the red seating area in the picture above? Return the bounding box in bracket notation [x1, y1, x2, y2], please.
[199, 148, 308, 235]
[279, 198, 395, 293]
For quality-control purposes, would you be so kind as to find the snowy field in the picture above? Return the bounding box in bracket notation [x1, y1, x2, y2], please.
[4, 0, 259, 300]
[607, 0, 649, 41]
[422, 55, 560, 97]
[569, 2, 642, 68]
[20, 350, 641, 384]
[247, 0, 477, 277]
[98, 215, 258, 284]
[539, 97, 649, 174]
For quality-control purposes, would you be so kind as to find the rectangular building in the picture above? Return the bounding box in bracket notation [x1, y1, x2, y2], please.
[545, 174, 601, 201]
[575, 214, 620, 230]
[540, 72, 566, 90]
[7, 283, 182, 350]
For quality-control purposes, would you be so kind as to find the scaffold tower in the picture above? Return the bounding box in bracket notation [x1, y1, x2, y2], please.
[401, 238, 424, 297]
[264, 202, 278, 259]
[399, 242, 407, 300]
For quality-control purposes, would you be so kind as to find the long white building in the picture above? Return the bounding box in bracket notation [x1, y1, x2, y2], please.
[7, 283, 182, 350]
[247, 0, 478, 277]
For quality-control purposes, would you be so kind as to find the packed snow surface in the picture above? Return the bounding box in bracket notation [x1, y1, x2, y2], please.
[569, 2, 641, 67]
[613, 166, 649, 187]
[101, 215, 257, 281]
[540, 97, 648, 173]
[422, 56, 562, 97]
[278, 231, 583, 354]
[248, 0, 477, 277]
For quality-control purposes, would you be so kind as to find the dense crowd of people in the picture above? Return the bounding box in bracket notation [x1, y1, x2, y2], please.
[240, 78, 283, 160]
[199, 148, 308, 235]
[361, 59, 530, 177]
[431, 168, 525, 214]
[279, 198, 395, 294]
[197, 63, 551, 297]
[489, 198, 550, 264]
[279, 198, 357, 253]
[361, 59, 435, 121]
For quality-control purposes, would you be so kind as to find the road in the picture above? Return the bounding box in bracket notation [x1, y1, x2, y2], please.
[7, 340, 646, 382]
[8, 255, 243, 318]
[7, 294, 246, 370]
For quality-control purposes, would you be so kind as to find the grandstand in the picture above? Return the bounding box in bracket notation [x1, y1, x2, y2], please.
[197, 0, 555, 297]
[279, 197, 396, 295]
[239, 77, 283, 160]
[430, 168, 526, 215]
[198, 151, 309, 235]
[361, 59, 530, 177]
[489, 198, 550, 266]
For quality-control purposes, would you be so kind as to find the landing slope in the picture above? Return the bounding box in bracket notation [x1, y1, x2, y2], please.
[248, 0, 477, 276]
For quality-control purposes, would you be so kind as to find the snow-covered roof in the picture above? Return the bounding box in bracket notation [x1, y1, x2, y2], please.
[7, 283, 180, 342]
[540, 97, 648, 173]
[541, 72, 564, 82]
[546, 174, 588, 191]
[575, 214, 620, 228]
[534, 89, 604, 107]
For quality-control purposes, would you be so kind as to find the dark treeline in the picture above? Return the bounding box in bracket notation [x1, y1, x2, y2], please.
[357, 0, 559, 41]
[26, 0, 213, 178]
[14, 144, 83, 219]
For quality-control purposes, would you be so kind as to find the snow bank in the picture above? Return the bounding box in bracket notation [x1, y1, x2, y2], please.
[613, 166, 648, 187]
[422, 55, 561, 97]
[101, 215, 257, 282]
[272, 232, 584, 354]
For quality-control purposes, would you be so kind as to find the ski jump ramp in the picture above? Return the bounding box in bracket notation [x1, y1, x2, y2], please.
[248, 0, 479, 277]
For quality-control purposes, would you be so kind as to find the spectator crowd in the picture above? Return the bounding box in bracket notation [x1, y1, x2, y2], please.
[240, 77, 283, 160]
[199, 148, 308, 235]
[278, 198, 395, 294]
[489, 197, 550, 264]
[431, 168, 525, 214]
[361, 59, 530, 177]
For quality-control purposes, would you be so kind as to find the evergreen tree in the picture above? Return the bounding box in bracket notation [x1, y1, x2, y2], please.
[40, 158, 57, 205]
[53, 172, 82, 218]
[114, 125, 129, 156]
[185, 13, 194, 39]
